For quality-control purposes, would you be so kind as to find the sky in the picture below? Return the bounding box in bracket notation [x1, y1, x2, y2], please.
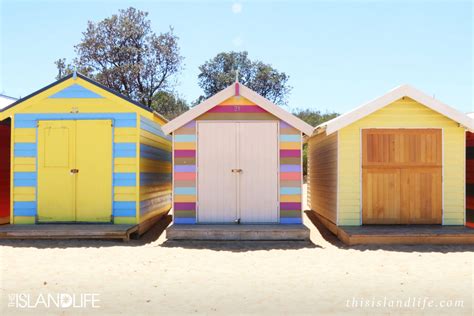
[0, 0, 472, 114]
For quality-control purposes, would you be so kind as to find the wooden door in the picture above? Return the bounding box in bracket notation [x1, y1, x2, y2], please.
[38, 121, 76, 222]
[362, 129, 442, 224]
[75, 120, 112, 222]
[238, 122, 278, 223]
[197, 122, 238, 223]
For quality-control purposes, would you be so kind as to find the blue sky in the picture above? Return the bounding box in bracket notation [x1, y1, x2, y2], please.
[0, 0, 472, 114]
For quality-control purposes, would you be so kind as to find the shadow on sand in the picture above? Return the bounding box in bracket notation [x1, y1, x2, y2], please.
[305, 210, 474, 253]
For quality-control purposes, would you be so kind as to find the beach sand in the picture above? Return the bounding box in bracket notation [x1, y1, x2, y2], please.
[0, 185, 472, 315]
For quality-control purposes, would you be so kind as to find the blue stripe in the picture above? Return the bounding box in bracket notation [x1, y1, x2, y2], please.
[140, 144, 172, 161]
[280, 217, 302, 224]
[14, 113, 137, 128]
[280, 187, 301, 195]
[174, 217, 196, 224]
[174, 165, 196, 172]
[14, 202, 37, 216]
[113, 173, 136, 187]
[113, 201, 136, 217]
[280, 135, 300, 142]
[174, 135, 196, 142]
[175, 187, 196, 195]
[48, 84, 103, 99]
[14, 172, 37, 187]
[140, 116, 171, 140]
[113, 143, 137, 158]
[14, 143, 37, 157]
[280, 165, 301, 172]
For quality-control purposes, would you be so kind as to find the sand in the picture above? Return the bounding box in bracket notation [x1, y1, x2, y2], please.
[0, 186, 473, 315]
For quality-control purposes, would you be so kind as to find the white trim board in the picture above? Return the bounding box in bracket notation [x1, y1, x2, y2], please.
[314, 84, 474, 136]
[162, 82, 314, 136]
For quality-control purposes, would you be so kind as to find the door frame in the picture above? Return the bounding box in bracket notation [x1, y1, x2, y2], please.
[359, 127, 444, 225]
[36, 118, 114, 223]
[195, 120, 280, 224]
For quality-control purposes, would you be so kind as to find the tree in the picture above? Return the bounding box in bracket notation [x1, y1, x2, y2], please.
[151, 91, 189, 120]
[293, 109, 339, 177]
[54, 7, 183, 109]
[197, 51, 291, 105]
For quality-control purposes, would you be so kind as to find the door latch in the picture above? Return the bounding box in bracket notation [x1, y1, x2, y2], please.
[231, 169, 242, 173]
[70, 169, 79, 174]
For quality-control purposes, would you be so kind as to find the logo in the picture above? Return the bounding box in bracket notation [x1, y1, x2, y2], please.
[8, 293, 100, 309]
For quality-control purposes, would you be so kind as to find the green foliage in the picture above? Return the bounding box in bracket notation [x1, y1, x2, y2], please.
[197, 51, 291, 105]
[293, 109, 339, 177]
[151, 91, 189, 120]
[54, 7, 183, 109]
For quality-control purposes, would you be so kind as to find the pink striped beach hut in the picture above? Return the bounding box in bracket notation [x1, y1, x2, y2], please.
[162, 81, 313, 227]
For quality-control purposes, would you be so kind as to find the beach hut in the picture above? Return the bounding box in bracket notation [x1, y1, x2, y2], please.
[467, 113, 474, 228]
[307, 85, 473, 240]
[0, 73, 172, 234]
[161, 81, 312, 238]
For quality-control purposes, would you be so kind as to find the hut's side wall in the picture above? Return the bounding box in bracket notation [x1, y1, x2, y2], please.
[467, 132, 474, 228]
[338, 97, 465, 225]
[307, 131, 338, 224]
[138, 116, 172, 224]
[172, 95, 303, 224]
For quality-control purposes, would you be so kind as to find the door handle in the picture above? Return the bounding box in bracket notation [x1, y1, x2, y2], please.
[70, 169, 79, 174]
[231, 169, 242, 173]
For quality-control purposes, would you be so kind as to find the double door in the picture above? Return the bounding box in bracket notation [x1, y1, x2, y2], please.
[37, 120, 112, 222]
[197, 122, 279, 223]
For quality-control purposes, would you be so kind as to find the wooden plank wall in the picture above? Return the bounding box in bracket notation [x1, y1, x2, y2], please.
[467, 132, 474, 228]
[307, 131, 338, 224]
[138, 116, 172, 224]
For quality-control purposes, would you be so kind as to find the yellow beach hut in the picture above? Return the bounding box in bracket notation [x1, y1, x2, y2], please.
[0, 72, 172, 234]
[307, 85, 473, 241]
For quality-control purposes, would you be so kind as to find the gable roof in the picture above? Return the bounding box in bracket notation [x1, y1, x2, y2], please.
[0, 94, 17, 110]
[162, 82, 313, 136]
[0, 72, 168, 122]
[314, 84, 474, 135]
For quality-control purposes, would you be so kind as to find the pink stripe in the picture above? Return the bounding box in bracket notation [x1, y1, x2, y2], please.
[174, 202, 196, 211]
[207, 105, 267, 113]
[174, 172, 196, 181]
[174, 150, 195, 157]
[280, 172, 301, 180]
[235, 82, 240, 96]
[280, 150, 300, 157]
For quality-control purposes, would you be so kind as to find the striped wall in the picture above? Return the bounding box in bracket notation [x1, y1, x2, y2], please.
[279, 121, 303, 224]
[467, 132, 474, 228]
[11, 112, 139, 224]
[173, 121, 197, 224]
[172, 96, 303, 224]
[138, 116, 172, 223]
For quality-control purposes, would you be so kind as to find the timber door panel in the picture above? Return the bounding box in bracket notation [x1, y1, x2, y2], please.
[197, 122, 238, 223]
[75, 120, 112, 222]
[362, 169, 400, 224]
[362, 129, 442, 224]
[38, 121, 76, 222]
[239, 122, 278, 223]
[401, 168, 442, 224]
